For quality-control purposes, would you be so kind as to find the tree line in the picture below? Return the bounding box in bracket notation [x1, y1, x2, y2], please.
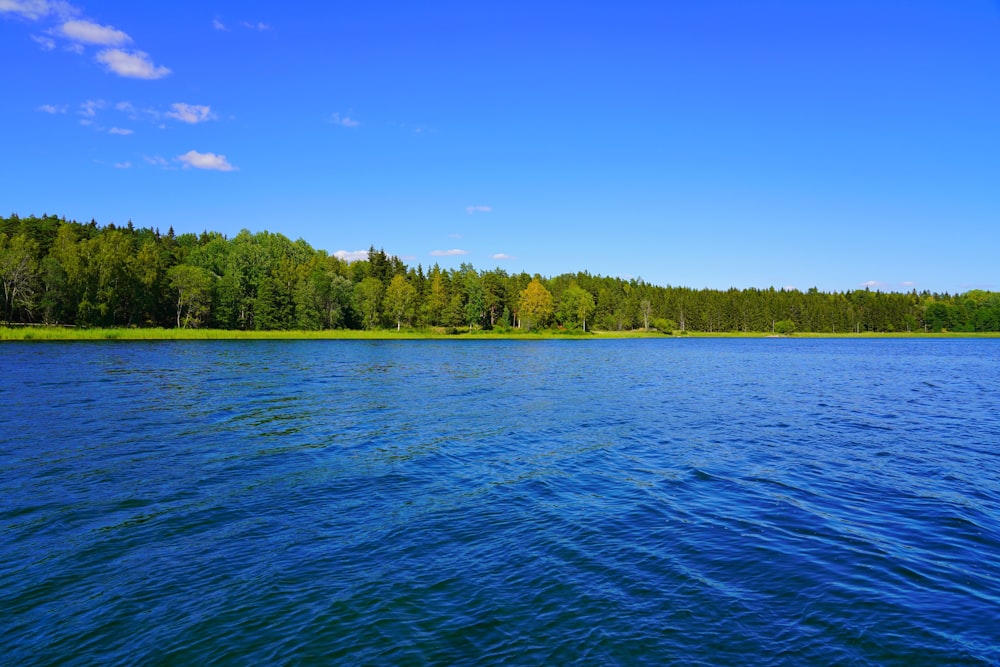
[2, 213, 999, 333]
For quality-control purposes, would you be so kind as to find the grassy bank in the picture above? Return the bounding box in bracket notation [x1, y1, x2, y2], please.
[3, 326, 999, 341]
[0, 326, 627, 341]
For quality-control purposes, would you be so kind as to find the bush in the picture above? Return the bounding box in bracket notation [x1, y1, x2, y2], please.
[773, 319, 796, 335]
[652, 317, 676, 333]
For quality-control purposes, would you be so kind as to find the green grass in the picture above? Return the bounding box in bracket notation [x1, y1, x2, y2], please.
[0, 326, 626, 341]
[3, 326, 998, 342]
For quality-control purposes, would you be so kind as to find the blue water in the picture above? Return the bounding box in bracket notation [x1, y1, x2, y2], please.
[2, 338, 999, 665]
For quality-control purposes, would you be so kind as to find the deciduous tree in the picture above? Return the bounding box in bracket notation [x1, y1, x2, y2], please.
[0, 233, 40, 324]
[385, 274, 418, 330]
[518, 278, 553, 330]
[167, 264, 213, 328]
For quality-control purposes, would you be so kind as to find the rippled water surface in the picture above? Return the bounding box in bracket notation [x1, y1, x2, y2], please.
[2, 338, 999, 665]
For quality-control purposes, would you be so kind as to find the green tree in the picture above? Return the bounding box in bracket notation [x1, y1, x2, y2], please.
[557, 283, 595, 331]
[327, 274, 355, 328]
[384, 274, 418, 330]
[773, 319, 796, 335]
[254, 276, 294, 330]
[0, 233, 40, 324]
[518, 278, 554, 330]
[460, 264, 485, 330]
[91, 229, 136, 325]
[423, 264, 449, 326]
[166, 264, 213, 328]
[639, 298, 653, 330]
[354, 276, 384, 329]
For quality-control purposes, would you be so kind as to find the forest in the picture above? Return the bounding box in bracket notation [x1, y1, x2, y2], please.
[2, 213, 999, 333]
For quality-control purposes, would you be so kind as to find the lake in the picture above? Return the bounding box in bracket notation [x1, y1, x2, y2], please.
[2, 338, 999, 665]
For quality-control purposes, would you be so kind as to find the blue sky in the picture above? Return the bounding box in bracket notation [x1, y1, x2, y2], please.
[2, 0, 998, 293]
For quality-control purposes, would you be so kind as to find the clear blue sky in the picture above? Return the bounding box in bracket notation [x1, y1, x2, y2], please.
[3, 1, 999, 293]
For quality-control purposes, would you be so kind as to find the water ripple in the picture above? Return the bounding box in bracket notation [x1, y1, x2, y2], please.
[2, 339, 999, 665]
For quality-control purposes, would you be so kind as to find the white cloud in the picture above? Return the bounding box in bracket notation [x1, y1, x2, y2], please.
[113, 161, 131, 168]
[0, 0, 76, 21]
[166, 103, 215, 124]
[430, 249, 469, 257]
[30, 33, 54, 49]
[448, 233, 462, 239]
[144, 155, 169, 167]
[108, 127, 132, 135]
[59, 18, 130, 45]
[900, 281, 916, 288]
[861, 280, 887, 289]
[240, 20, 270, 31]
[212, 18, 228, 31]
[334, 249, 369, 263]
[466, 205, 492, 214]
[492, 253, 514, 261]
[79, 98, 105, 117]
[37, 103, 66, 113]
[330, 112, 359, 128]
[5, 4, 170, 82]
[177, 150, 237, 172]
[96, 48, 169, 79]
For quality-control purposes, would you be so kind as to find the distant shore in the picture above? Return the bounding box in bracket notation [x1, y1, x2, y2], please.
[3, 326, 999, 342]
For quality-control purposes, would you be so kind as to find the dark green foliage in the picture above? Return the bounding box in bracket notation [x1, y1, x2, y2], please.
[773, 319, 796, 335]
[3, 213, 999, 333]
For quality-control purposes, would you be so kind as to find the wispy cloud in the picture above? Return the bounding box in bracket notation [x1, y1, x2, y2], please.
[492, 253, 514, 261]
[334, 250, 369, 263]
[166, 103, 215, 124]
[30, 33, 55, 49]
[113, 161, 131, 169]
[144, 155, 169, 167]
[96, 48, 169, 79]
[330, 112, 359, 128]
[861, 280, 887, 289]
[240, 20, 270, 31]
[59, 18, 130, 45]
[48, 99, 221, 131]
[213, 17, 269, 32]
[79, 98, 105, 117]
[177, 150, 237, 172]
[430, 249, 469, 257]
[0, 0, 78, 21]
[466, 205, 492, 214]
[108, 127, 132, 135]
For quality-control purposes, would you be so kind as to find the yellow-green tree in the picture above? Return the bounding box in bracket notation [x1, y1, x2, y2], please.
[354, 276, 384, 329]
[384, 274, 418, 331]
[423, 264, 448, 326]
[557, 283, 595, 331]
[518, 278, 553, 330]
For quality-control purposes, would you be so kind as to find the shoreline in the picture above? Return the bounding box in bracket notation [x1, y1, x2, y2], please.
[3, 327, 999, 342]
